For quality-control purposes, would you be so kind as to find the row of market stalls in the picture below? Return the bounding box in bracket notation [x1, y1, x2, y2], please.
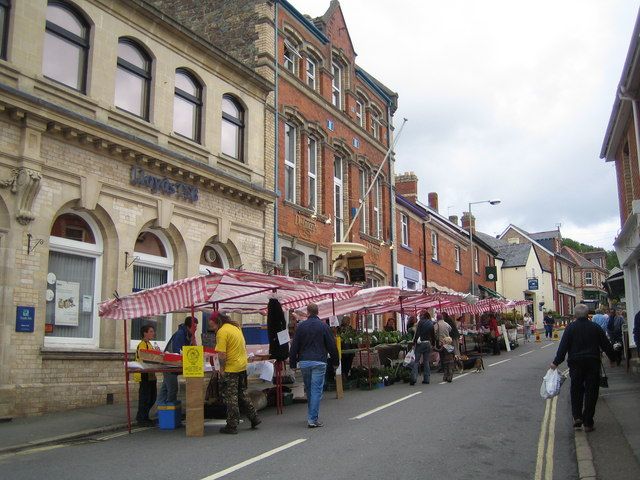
[98, 269, 531, 434]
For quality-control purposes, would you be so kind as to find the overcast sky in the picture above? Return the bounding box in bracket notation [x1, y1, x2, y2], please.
[290, 0, 638, 249]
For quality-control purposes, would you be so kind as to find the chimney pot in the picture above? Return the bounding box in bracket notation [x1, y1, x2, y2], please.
[461, 211, 476, 234]
[449, 215, 458, 225]
[428, 192, 439, 212]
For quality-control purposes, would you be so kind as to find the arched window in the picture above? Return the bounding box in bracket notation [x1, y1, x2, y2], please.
[43, 1, 89, 92]
[115, 38, 151, 119]
[221, 95, 244, 161]
[173, 69, 202, 142]
[131, 230, 173, 346]
[46, 212, 102, 347]
[0, 0, 11, 60]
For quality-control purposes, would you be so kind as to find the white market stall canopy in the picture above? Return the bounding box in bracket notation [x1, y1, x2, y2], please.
[99, 269, 359, 320]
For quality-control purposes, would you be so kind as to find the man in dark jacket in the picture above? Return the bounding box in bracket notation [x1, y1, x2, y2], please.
[289, 303, 339, 428]
[158, 316, 196, 405]
[550, 304, 614, 432]
[606, 307, 624, 366]
[411, 311, 436, 385]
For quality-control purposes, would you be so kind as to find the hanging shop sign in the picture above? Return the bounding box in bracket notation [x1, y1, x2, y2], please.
[130, 167, 198, 202]
[527, 278, 539, 291]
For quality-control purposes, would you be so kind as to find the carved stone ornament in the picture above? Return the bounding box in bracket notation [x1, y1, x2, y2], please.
[0, 167, 42, 225]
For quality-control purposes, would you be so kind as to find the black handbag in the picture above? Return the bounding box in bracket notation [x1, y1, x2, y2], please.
[599, 363, 609, 388]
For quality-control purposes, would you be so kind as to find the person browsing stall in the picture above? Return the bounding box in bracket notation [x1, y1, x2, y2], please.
[158, 316, 195, 405]
[210, 312, 261, 435]
[289, 303, 339, 428]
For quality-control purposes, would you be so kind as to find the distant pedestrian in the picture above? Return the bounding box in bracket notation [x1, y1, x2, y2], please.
[543, 312, 555, 339]
[523, 313, 533, 343]
[550, 304, 614, 432]
[607, 307, 625, 366]
[591, 309, 608, 333]
[289, 303, 339, 428]
[489, 315, 501, 355]
[411, 311, 436, 385]
[135, 325, 160, 426]
[210, 312, 261, 434]
[634, 310, 640, 359]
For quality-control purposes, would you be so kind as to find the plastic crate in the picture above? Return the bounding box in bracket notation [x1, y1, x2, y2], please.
[157, 402, 182, 430]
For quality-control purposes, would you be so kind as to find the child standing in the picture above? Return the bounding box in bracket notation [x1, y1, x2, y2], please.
[135, 325, 160, 426]
[437, 337, 456, 383]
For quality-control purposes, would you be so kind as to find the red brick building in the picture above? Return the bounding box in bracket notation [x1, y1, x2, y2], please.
[395, 173, 499, 295]
[151, 0, 399, 291]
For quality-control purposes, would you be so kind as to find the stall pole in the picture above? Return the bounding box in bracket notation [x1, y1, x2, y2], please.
[399, 297, 405, 334]
[123, 317, 132, 434]
[275, 360, 283, 414]
[331, 294, 344, 399]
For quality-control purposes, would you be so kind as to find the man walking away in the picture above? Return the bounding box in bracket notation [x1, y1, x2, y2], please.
[606, 307, 624, 366]
[550, 304, 614, 432]
[289, 303, 339, 428]
[411, 311, 436, 385]
[211, 312, 261, 434]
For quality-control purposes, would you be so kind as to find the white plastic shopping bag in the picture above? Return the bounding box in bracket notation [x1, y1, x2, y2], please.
[403, 348, 416, 366]
[540, 368, 565, 399]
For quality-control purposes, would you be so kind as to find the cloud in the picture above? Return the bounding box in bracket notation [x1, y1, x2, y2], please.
[290, 0, 637, 250]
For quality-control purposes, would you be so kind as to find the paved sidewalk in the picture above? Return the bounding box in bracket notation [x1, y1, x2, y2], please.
[0, 402, 131, 455]
[578, 358, 640, 479]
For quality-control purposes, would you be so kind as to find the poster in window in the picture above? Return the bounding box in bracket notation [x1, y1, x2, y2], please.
[55, 280, 80, 326]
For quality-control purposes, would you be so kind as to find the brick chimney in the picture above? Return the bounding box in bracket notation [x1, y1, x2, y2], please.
[395, 172, 418, 203]
[449, 215, 458, 226]
[461, 211, 476, 234]
[428, 192, 439, 212]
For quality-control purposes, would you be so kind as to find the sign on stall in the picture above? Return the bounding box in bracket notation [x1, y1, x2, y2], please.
[182, 346, 204, 377]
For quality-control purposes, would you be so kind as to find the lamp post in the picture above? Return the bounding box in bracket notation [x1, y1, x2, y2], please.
[468, 199, 501, 296]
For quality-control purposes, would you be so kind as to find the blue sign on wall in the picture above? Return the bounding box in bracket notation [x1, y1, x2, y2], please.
[528, 278, 539, 291]
[16, 306, 35, 333]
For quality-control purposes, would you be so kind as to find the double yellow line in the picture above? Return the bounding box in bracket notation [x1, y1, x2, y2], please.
[535, 395, 558, 479]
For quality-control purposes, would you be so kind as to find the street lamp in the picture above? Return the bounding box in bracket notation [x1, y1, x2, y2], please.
[468, 199, 501, 296]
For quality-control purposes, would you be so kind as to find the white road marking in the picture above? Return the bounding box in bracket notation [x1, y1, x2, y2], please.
[541, 343, 554, 349]
[97, 428, 149, 440]
[519, 351, 534, 357]
[350, 392, 422, 420]
[200, 438, 307, 480]
[488, 359, 511, 367]
[453, 372, 471, 381]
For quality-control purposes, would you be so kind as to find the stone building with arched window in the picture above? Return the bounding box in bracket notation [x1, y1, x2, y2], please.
[0, 0, 274, 417]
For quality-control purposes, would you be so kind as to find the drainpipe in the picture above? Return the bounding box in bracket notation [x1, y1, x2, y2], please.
[273, 1, 280, 270]
[421, 213, 432, 290]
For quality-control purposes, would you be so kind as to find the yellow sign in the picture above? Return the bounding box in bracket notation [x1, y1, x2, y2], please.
[182, 346, 204, 377]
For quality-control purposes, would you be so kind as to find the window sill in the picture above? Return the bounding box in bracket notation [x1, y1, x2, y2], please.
[217, 154, 252, 182]
[41, 347, 131, 361]
[401, 244, 412, 252]
[455, 270, 463, 275]
[359, 232, 383, 244]
[431, 259, 441, 265]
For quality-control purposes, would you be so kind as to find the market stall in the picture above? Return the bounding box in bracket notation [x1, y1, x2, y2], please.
[99, 269, 359, 435]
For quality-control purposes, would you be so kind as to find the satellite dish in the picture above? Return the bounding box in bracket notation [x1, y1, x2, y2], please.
[204, 249, 217, 264]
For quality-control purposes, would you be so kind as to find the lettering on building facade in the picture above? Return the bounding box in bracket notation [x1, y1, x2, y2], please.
[295, 213, 317, 240]
[130, 167, 198, 202]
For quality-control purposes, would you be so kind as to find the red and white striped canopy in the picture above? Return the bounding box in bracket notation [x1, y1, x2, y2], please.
[441, 298, 513, 316]
[99, 269, 359, 320]
[295, 286, 402, 320]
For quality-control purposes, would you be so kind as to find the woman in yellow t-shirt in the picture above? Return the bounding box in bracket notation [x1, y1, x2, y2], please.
[135, 325, 160, 426]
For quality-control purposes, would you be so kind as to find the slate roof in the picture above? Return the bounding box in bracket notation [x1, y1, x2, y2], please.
[529, 230, 560, 241]
[495, 243, 532, 268]
[562, 246, 601, 269]
[474, 231, 508, 250]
